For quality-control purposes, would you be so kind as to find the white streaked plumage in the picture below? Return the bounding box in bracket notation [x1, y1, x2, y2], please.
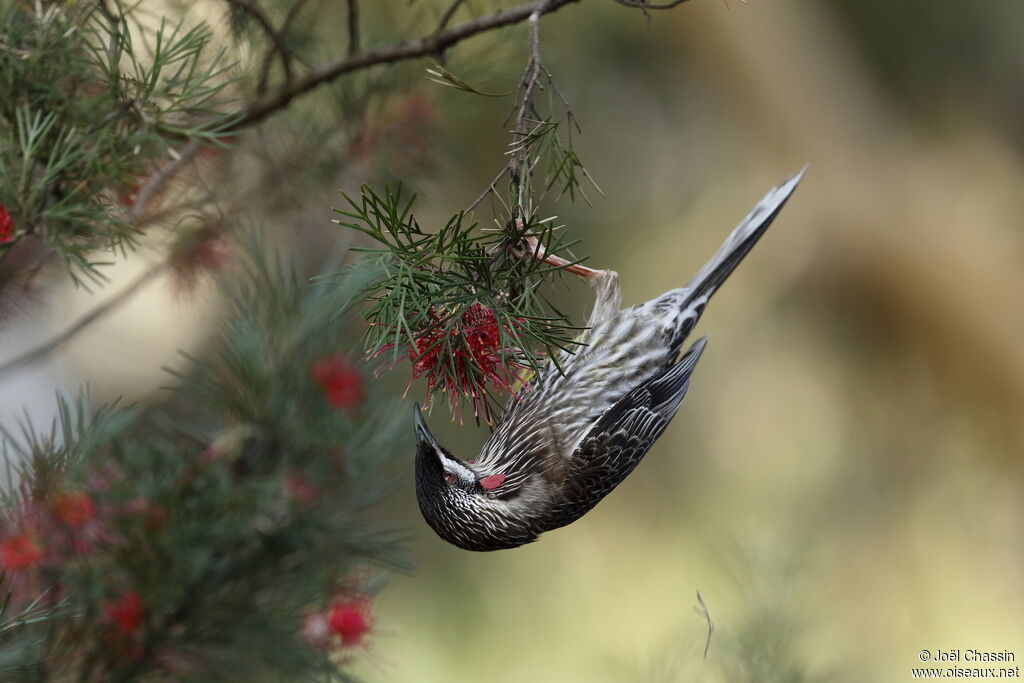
[415, 167, 807, 551]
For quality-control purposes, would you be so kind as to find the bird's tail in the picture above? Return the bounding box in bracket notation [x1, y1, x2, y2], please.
[682, 166, 807, 308]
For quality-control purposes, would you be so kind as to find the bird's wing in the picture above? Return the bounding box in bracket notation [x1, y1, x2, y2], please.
[544, 338, 707, 528]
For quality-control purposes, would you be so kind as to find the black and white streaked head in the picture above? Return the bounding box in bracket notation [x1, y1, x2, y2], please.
[414, 168, 807, 551]
[414, 405, 543, 550]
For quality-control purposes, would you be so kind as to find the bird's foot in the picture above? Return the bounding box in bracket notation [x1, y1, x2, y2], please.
[510, 231, 621, 326]
[516, 234, 606, 279]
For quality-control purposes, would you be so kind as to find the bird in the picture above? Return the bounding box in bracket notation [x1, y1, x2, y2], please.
[414, 167, 806, 551]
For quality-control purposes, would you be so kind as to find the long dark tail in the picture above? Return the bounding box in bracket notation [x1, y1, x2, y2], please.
[683, 166, 807, 307]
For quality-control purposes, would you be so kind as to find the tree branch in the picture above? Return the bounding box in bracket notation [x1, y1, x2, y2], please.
[232, 0, 581, 129]
[611, 0, 692, 8]
[345, 0, 360, 56]
[129, 141, 202, 222]
[509, 8, 546, 218]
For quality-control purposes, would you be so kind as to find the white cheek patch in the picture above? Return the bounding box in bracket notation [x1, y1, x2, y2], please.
[440, 452, 476, 484]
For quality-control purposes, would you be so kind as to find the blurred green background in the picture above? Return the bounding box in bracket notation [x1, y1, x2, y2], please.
[5, 0, 1024, 680]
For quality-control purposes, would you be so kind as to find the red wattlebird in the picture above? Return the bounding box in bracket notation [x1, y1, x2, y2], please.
[414, 168, 806, 551]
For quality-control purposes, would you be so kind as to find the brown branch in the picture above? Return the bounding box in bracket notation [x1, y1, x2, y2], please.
[345, 0, 360, 56]
[129, 141, 202, 222]
[509, 8, 546, 218]
[612, 0, 691, 8]
[232, 0, 581, 130]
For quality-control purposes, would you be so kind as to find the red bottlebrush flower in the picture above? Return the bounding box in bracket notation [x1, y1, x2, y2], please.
[105, 591, 144, 635]
[0, 533, 42, 570]
[461, 303, 503, 373]
[328, 600, 371, 646]
[53, 491, 96, 528]
[311, 356, 364, 409]
[0, 203, 14, 243]
[395, 303, 528, 423]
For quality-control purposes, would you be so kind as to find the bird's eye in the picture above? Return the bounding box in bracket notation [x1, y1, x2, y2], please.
[443, 472, 457, 484]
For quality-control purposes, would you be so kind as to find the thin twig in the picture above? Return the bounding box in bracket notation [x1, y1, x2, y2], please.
[437, 0, 467, 31]
[612, 0, 692, 8]
[695, 590, 714, 659]
[257, 0, 315, 93]
[345, 0, 360, 56]
[224, 0, 295, 88]
[465, 165, 510, 214]
[613, 0, 691, 21]
[281, 0, 315, 35]
[232, 0, 581, 129]
[0, 263, 168, 379]
[129, 141, 202, 222]
[509, 6, 547, 219]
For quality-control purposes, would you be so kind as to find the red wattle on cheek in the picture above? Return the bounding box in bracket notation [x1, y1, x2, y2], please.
[479, 474, 506, 490]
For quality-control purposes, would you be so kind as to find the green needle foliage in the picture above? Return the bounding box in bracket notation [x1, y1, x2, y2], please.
[337, 18, 602, 423]
[0, 1, 235, 286]
[336, 184, 585, 423]
[0, 237, 407, 681]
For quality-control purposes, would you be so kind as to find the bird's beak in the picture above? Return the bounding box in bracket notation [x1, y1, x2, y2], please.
[413, 402, 439, 448]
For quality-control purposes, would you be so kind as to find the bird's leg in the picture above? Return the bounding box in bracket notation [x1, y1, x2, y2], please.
[512, 232, 621, 328]
[520, 234, 603, 278]
[585, 268, 621, 329]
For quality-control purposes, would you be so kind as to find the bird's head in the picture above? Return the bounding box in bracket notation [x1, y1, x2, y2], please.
[412, 403, 534, 551]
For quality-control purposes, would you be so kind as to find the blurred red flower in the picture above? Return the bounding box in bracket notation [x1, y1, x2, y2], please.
[105, 591, 144, 635]
[311, 356, 364, 409]
[0, 203, 14, 242]
[327, 600, 371, 646]
[53, 491, 96, 528]
[0, 532, 42, 573]
[0, 533, 42, 570]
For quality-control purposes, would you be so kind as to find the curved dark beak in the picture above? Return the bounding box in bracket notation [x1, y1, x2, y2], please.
[413, 402, 439, 448]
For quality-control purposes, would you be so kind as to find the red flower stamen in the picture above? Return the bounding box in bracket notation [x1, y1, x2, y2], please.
[381, 303, 529, 423]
